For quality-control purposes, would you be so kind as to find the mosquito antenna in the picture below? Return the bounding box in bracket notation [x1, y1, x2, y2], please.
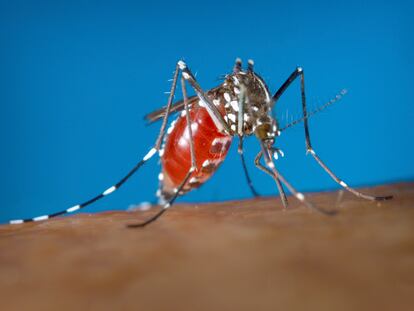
[279, 89, 347, 132]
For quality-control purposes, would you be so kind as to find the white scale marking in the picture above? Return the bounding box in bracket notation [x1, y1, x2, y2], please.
[33, 215, 49, 221]
[178, 60, 186, 69]
[198, 99, 206, 107]
[234, 87, 240, 94]
[213, 99, 220, 106]
[143, 148, 157, 161]
[224, 92, 231, 102]
[340, 181, 348, 187]
[167, 120, 177, 134]
[10, 219, 24, 224]
[103, 186, 116, 196]
[230, 101, 239, 112]
[297, 193, 305, 201]
[67, 205, 81, 213]
[202, 159, 210, 167]
[191, 123, 198, 131]
[189, 177, 198, 183]
[182, 72, 190, 80]
[228, 113, 236, 122]
[158, 173, 164, 181]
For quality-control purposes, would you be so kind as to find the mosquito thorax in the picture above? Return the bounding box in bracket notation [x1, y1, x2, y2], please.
[217, 69, 273, 136]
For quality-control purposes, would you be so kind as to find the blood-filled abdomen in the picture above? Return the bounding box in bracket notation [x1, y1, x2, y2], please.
[160, 104, 232, 200]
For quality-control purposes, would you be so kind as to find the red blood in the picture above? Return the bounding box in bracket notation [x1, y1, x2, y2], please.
[161, 104, 232, 195]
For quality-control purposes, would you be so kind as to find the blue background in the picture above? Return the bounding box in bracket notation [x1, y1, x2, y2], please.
[1, 0, 413, 223]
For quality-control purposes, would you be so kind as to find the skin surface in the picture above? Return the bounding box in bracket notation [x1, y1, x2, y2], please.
[0, 183, 412, 311]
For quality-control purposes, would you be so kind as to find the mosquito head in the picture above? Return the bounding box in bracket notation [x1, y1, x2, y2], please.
[253, 115, 279, 143]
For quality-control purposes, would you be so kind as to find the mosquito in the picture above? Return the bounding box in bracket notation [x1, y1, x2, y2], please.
[9, 58, 392, 227]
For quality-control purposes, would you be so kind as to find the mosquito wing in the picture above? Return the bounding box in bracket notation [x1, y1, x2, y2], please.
[144, 86, 222, 124]
[144, 95, 199, 124]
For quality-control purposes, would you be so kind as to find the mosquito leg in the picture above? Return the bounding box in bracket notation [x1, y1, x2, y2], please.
[272, 67, 392, 201]
[178, 61, 232, 134]
[238, 137, 260, 197]
[307, 150, 392, 200]
[9, 63, 182, 225]
[154, 63, 181, 149]
[254, 151, 288, 208]
[257, 145, 336, 215]
[128, 75, 198, 227]
[127, 167, 195, 228]
[182, 76, 198, 170]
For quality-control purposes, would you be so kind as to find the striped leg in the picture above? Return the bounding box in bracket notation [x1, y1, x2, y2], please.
[272, 67, 392, 201]
[128, 75, 198, 227]
[9, 63, 182, 225]
[257, 144, 336, 215]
